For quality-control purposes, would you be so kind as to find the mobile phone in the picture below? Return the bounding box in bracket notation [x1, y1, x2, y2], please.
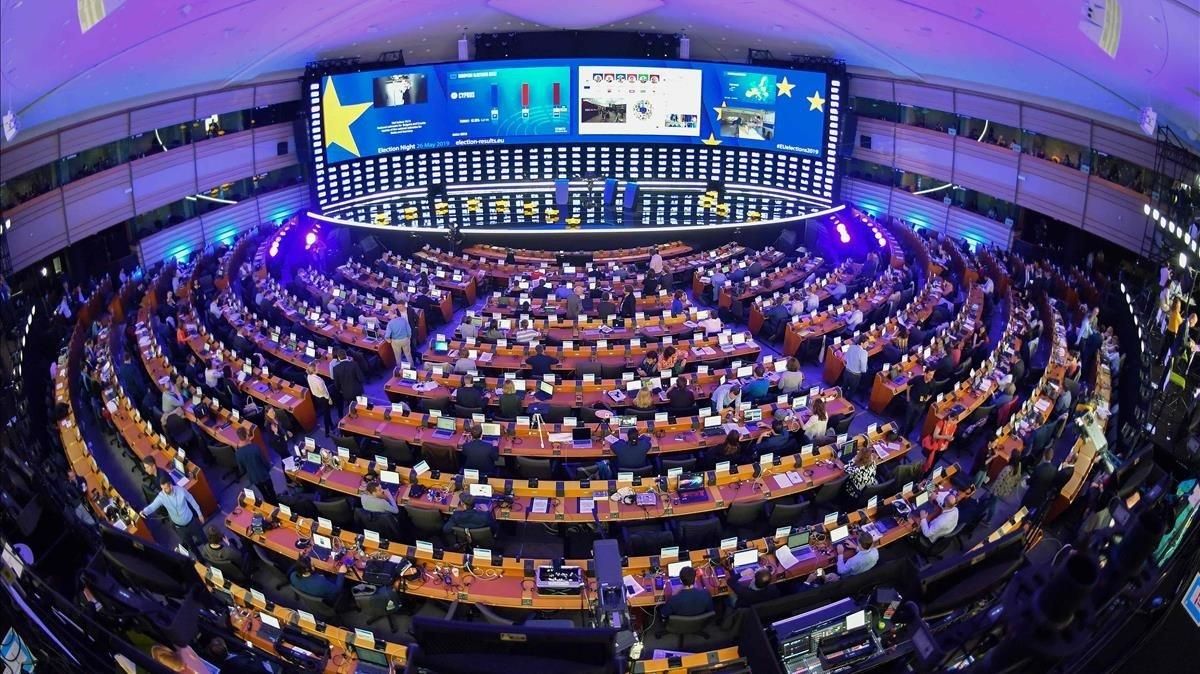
[816, 568, 825, 578]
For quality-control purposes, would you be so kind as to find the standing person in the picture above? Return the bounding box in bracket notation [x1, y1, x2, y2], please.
[140, 475, 206, 552]
[386, 305, 413, 366]
[331, 349, 365, 414]
[904, 369, 936, 436]
[1161, 298, 1183, 364]
[305, 362, 336, 435]
[842, 335, 869, 398]
[262, 407, 292, 459]
[649, 247, 664, 275]
[235, 435, 277, 503]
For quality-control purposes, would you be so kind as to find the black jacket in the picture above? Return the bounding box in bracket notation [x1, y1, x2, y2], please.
[332, 358, 365, 401]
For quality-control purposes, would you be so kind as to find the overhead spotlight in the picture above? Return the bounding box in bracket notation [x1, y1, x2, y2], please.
[40, 267, 47, 277]
[1180, 252, 1189, 269]
[1143, 204, 1151, 215]
[3, 218, 9, 231]
[1153, 208, 1160, 220]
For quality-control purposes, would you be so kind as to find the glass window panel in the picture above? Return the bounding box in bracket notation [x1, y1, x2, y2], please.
[0, 163, 60, 211]
[851, 97, 900, 123]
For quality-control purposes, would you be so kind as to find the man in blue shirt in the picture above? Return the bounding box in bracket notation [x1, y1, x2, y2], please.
[611, 428, 651, 469]
[742, 364, 770, 401]
[843, 335, 870, 398]
[289, 555, 347, 604]
[443, 494, 498, 536]
[753, 419, 793, 457]
[385, 305, 413, 366]
[140, 475, 206, 552]
[712, 382, 742, 411]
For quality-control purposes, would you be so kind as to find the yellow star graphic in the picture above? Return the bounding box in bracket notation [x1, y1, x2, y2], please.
[806, 90, 826, 112]
[322, 77, 371, 158]
[776, 76, 796, 97]
[714, 101, 729, 121]
[701, 133, 722, 146]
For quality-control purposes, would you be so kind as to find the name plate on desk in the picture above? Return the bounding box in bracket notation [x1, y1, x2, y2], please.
[355, 628, 375, 644]
[416, 540, 433, 555]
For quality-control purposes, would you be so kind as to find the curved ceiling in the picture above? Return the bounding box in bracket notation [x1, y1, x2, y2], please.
[0, 0, 1197, 147]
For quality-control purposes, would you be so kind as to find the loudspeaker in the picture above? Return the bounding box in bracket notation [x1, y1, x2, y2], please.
[603, 178, 618, 206]
[554, 179, 570, 206]
[427, 183, 447, 200]
[622, 181, 639, 211]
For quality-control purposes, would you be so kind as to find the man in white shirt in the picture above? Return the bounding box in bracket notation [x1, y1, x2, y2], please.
[709, 269, 728, 304]
[836, 532, 879, 576]
[513, 319, 540, 344]
[805, 288, 821, 313]
[649, 248, 664, 274]
[305, 362, 335, 435]
[846, 308, 864, 331]
[919, 491, 960, 543]
[712, 382, 742, 411]
[979, 276, 994, 296]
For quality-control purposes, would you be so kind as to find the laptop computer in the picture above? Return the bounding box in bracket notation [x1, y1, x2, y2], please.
[829, 525, 850, 545]
[300, 451, 322, 474]
[258, 612, 283, 642]
[352, 646, 391, 674]
[666, 560, 691, 590]
[732, 549, 760, 578]
[572, 426, 593, 449]
[431, 416, 457, 439]
[701, 415, 725, 437]
[535, 380, 555, 401]
[481, 422, 501, 441]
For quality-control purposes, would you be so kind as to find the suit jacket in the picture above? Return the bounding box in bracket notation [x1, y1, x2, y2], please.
[460, 439, 499, 473]
[332, 358, 365, 400]
[667, 387, 696, 412]
[662, 587, 714, 618]
[235, 444, 272, 484]
[597, 301, 617, 318]
[619, 294, 636, 318]
[565, 294, 582, 316]
[525, 354, 559, 377]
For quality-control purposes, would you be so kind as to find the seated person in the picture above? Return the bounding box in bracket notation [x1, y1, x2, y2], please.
[919, 491, 960, 543]
[724, 564, 781, 608]
[753, 419, 792, 457]
[712, 382, 742, 411]
[660, 345, 687, 375]
[835, 531, 879, 576]
[525, 344, 559, 377]
[705, 429, 745, 469]
[631, 387, 656, 411]
[658, 565, 714, 630]
[360, 479, 399, 514]
[289, 555, 347, 604]
[637, 349, 661, 378]
[667, 375, 696, 413]
[455, 373, 487, 410]
[443, 494, 498, 536]
[498, 379, 522, 418]
[198, 526, 249, 573]
[460, 425, 499, 474]
[514, 319, 540, 344]
[743, 364, 770, 401]
[777, 357, 805, 394]
[611, 428, 651, 470]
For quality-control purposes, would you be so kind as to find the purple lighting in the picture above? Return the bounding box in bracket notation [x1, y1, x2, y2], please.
[304, 231, 317, 249]
[269, 243, 279, 257]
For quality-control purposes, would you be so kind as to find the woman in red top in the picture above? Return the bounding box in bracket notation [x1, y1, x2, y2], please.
[921, 416, 957, 474]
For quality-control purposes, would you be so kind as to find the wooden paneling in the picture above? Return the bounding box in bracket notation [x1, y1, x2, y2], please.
[954, 92, 1020, 127]
[59, 115, 129, 157]
[196, 87, 256, 119]
[194, 130, 255, 189]
[255, 184, 309, 222]
[251, 123, 295, 173]
[1084, 178, 1150, 251]
[889, 188, 950, 233]
[201, 199, 260, 242]
[1020, 107, 1091, 147]
[852, 118, 895, 166]
[3, 190, 68, 272]
[130, 147, 197, 212]
[1091, 125, 1156, 171]
[1016, 156, 1087, 225]
[255, 81, 303, 107]
[138, 216, 205, 267]
[61, 167, 134, 240]
[952, 137, 1019, 202]
[946, 207, 1012, 249]
[893, 126, 954, 181]
[894, 83, 954, 112]
[131, 99, 196, 135]
[849, 77, 894, 101]
[0, 134, 59, 182]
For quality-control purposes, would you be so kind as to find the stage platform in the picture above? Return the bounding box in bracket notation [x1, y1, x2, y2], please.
[310, 180, 839, 235]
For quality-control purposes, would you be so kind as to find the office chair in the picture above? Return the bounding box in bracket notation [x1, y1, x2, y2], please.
[831, 413, 855, 436]
[811, 474, 848, 509]
[474, 603, 518, 626]
[354, 508, 403, 543]
[660, 456, 697, 474]
[724, 498, 766, 539]
[292, 586, 343, 620]
[574, 462, 603, 480]
[380, 435, 416, 466]
[544, 404, 571, 424]
[313, 498, 354, 529]
[857, 479, 897, 507]
[767, 500, 811, 529]
[450, 526, 495, 550]
[333, 434, 360, 456]
[420, 442, 459, 473]
[454, 404, 484, 420]
[621, 527, 675, 557]
[515, 456, 556, 480]
[207, 442, 242, 483]
[208, 557, 251, 585]
[422, 396, 451, 414]
[663, 611, 717, 649]
[354, 586, 404, 632]
[673, 516, 722, 550]
[404, 505, 446, 541]
[631, 408, 657, 421]
[250, 544, 292, 591]
[625, 463, 656, 478]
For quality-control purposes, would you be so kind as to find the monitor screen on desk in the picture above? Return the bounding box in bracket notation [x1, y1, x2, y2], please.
[667, 560, 690, 578]
[830, 525, 849, 544]
[481, 422, 501, 437]
[436, 417, 457, 432]
[733, 549, 758, 568]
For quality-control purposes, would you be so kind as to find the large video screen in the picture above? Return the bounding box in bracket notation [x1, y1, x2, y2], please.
[313, 58, 829, 163]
